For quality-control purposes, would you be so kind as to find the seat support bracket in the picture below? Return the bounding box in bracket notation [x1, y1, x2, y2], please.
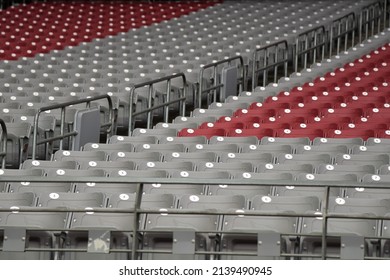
[3, 227, 27, 252]
[257, 232, 281, 257]
[173, 230, 196, 254]
[340, 235, 365, 259]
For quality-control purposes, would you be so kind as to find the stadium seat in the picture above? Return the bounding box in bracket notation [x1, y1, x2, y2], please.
[220, 195, 320, 259]
[300, 197, 390, 259]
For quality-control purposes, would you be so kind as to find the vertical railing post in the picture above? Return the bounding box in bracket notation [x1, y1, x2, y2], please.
[164, 80, 172, 124]
[313, 32, 318, 65]
[321, 186, 330, 260]
[294, 37, 299, 73]
[274, 49, 279, 84]
[32, 113, 40, 160]
[284, 47, 288, 78]
[251, 50, 257, 91]
[337, 23, 341, 55]
[198, 68, 205, 108]
[131, 183, 144, 260]
[128, 87, 136, 136]
[0, 119, 7, 169]
[212, 65, 218, 103]
[146, 85, 153, 129]
[263, 49, 268, 87]
[359, 10, 363, 43]
[385, 0, 388, 28]
[59, 108, 66, 150]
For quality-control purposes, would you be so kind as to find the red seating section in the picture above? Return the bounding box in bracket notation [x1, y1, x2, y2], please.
[0, 1, 220, 60]
[179, 43, 390, 140]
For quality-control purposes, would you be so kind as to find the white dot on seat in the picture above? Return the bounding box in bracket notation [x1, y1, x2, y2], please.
[56, 169, 65, 176]
[265, 163, 273, 169]
[189, 195, 199, 202]
[261, 196, 272, 203]
[326, 164, 334, 171]
[143, 144, 150, 149]
[335, 198, 345, 205]
[306, 174, 315, 180]
[49, 193, 60, 199]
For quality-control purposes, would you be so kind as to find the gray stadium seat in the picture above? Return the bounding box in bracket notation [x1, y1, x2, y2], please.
[64, 193, 176, 260]
[52, 150, 108, 163]
[335, 154, 390, 169]
[220, 195, 320, 259]
[0, 191, 68, 259]
[142, 194, 245, 260]
[109, 151, 163, 162]
[256, 163, 314, 178]
[316, 164, 376, 181]
[300, 197, 390, 259]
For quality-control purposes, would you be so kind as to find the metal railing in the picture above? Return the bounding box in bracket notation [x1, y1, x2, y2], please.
[1, 175, 390, 260]
[294, 25, 327, 72]
[385, 0, 390, 28]
[127, 73, 187, 135]
[329, 13, 357, 57]
[0, 119, 7, 169]
[359, 1, 384, 43]
[197, 56, 245, 108]
[251, 40, 289, 91]
[31, 94, 115, 160]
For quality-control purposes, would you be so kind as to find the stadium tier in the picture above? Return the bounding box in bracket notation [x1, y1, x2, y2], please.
[0, 0, 390, 260]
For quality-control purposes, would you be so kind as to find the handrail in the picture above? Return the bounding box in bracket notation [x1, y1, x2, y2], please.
[127, 73, 187, 135]
[2, 174, 390, 187]
[197, 55, 245, 108]
[0, 119, 7, 169]
[359, 1, 383, 42]
[251, 40, 289, 91]
[294, 25, 326, 72]
[329, 12, 357, 57]
[0, 175, 390, 259]
[32, 94, 115, 159]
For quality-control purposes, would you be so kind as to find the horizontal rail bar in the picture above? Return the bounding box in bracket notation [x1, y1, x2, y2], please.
[1, 175, 390, 188]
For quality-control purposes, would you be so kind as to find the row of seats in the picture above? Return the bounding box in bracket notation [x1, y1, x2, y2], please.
[0, 1, 218, 60]
[1, 1, 389, 260]
[5, 160, 390, 199]
[0, 136, 389, 198]
[1, 192, 390, 259]
[0, 0, 377, 132]
[178, 42, 390, 140]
